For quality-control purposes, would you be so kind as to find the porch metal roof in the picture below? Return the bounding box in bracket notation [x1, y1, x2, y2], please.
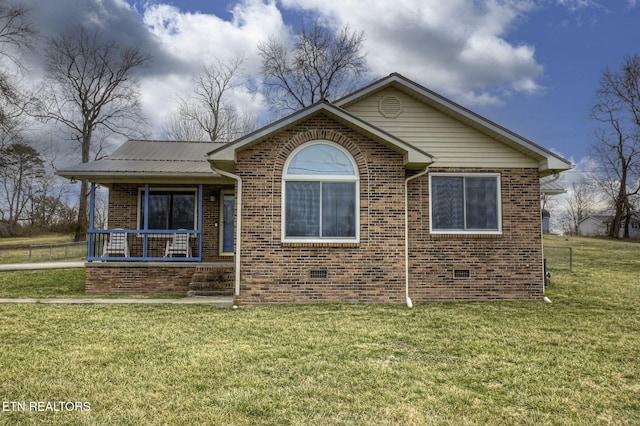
[56, 140, 228, 185]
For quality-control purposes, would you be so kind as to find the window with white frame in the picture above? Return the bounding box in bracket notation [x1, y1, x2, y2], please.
[430, 173, 501, 233]
[138, 189, 196, 230]
[282, 141, 359, 241]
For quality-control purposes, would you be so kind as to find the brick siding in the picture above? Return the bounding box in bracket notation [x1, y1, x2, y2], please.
[90, 113, 544, 302]
[236, 115, 407, 305]
[85, 263, 196, 294]
[235, 114, 544, 305]
[407, 168, 544, 302]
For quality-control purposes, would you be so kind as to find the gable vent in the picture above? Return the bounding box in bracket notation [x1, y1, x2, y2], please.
[378, 95, 403, 118]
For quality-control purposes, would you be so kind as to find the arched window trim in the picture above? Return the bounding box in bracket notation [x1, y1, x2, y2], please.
[283, 140, 359, 180]
[282, 141, 360, 243]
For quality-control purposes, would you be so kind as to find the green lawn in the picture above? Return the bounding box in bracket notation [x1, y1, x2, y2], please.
[0, 269, 85, 298]
[0, 236, 638, 425]
[0, 234, 83, 264]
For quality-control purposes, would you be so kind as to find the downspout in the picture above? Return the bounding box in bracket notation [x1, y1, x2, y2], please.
[211, 166, 242, 300]
[540, 171, 560, 299]
[404, 166, 430, 308]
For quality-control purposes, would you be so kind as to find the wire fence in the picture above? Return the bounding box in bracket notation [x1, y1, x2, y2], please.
[28, 242, 87, 262]
[543, 245, 573, 271]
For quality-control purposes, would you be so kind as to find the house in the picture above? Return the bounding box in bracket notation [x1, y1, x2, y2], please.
[57, 73, 572, 305]
[577, 215, 611, 237]
[578, 214, 640, 239]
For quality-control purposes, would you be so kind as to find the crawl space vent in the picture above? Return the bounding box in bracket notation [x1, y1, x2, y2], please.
[453, 269, 471, 279]
[378, 95, 403, 118]
[310, 270, 328, 279]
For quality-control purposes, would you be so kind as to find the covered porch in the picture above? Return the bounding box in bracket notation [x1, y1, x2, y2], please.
[86, 182, 208, 262]
[56, 140, 240, 297]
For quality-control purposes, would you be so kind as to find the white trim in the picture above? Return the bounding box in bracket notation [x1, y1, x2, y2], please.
[210, 168, 242, 298]
[429, 173, 502, 235]
[206, 102, 434, 169]
[136, 186, 198, 230]
[219, 189, 235, 256]
[281, 141, 360, 243]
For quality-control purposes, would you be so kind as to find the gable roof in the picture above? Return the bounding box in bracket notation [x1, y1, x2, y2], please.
[56, 140, 227, 185]
[335, 73, 573, 175]
[207, 101, 434, 171]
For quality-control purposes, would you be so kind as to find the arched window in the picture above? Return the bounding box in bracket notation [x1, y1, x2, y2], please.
[282, 141, 359, 241]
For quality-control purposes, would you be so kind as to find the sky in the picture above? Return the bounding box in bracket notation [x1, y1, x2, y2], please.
[16, 0, 640, 173]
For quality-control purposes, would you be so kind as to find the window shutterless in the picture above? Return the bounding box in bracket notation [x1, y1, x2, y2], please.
[138, 189, 196, 230]
[430, 173, 501, 234]
[282, 142, 359, 242]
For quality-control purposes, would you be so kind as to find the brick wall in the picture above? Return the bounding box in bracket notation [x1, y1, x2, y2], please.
[234, 114, 544, 304]
[407, 168, 544, 301]
[95, 115, 544, 302]
[236, 114, 408, 305]
[85, 263, 195, 294]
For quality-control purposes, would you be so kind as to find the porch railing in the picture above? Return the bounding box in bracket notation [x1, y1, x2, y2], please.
[87, 229, 202, 262]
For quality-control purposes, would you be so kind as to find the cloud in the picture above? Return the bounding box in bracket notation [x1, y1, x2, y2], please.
[19, 0, 610, 147]
[279, 0, 544, 105]
[20, 0, 288, 138]
[554, 0, 603, 12]
[141, 1, 287, 72]
[137, 0, 288, 132]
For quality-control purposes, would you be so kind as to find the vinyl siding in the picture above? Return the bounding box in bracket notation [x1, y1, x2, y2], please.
[344, 88, 539, 168]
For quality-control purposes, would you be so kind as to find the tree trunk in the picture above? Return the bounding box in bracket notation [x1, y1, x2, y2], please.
[74, 178, 88, 242]
[74, 128, 91, 242]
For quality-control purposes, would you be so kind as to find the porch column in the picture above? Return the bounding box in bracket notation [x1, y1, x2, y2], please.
[88, 182, 96, 262]
[198, 183, 203, 259]
[143, 183, 150, 259]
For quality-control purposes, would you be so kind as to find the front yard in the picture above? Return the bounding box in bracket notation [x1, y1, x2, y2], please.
[0, 236, 638, 425]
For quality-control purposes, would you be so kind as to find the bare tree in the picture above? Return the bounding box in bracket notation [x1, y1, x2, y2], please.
[258, 19, 367, 114]
[35, 27, 150, 241]
[561, 177, 600, 235]
[0, 141, 44, 236]
[163, 57, 257, 142]
[591, 55, 640, 239]
[0, 1, 35, 134]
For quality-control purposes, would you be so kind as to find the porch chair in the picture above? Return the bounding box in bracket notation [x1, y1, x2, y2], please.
[102, 230, 129, 258]
[164, 231, 192, 258]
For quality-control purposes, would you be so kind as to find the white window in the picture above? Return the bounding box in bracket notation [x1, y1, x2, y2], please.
[430, 173, 501, 234]
[282, 141, 359, 242]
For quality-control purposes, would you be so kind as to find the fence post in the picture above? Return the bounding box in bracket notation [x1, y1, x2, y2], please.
[569, 247, 573, 272]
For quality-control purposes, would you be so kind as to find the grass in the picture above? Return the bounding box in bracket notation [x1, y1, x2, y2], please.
[0, 269, 85, 298]
[0, 234, 83, 264]
[0, 234, 74, 248]
[0, 236, 638, 424]
[0, 269, 181, 299]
